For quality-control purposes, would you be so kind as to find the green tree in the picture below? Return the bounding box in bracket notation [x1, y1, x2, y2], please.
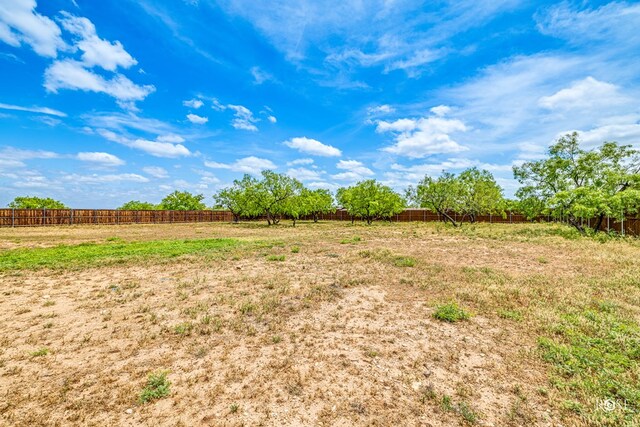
[117, 200, 158, 210]
[414, 172, 463, 227]
[458, 168, 505, 223]
[159, 191, 206, 211]
[251, 170, 303, 225]
[337, 180, 405, 224]
[513, 132, 640, 233]
[213, 175, 260, 222]
[8, 196, 68, 209]
[300, 188, 335, 222]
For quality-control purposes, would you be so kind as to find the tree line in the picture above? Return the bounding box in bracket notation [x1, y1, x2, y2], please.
[6, 133, 640, 233]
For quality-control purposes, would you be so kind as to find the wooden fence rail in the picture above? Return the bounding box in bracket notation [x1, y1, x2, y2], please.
[0, 208, 638, 236]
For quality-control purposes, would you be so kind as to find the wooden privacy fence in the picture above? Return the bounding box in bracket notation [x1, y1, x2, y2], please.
[0, 209, 232, 227]
[1, 208, 639, 236]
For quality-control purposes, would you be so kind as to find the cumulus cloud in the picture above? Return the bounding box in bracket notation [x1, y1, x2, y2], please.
[286, 167, 324, 181]
[227, 104, 258, 131]
[375, 108, 468, 158]
[57, 12, 137, 71]
[538, 77, 627, 111]
[287, 158, 314, 166]
[284, 137, 341, 157]
[142, 166, 169, 178]
[267, 115, 277, 123]
[0, 102, 66, 117]
[186, 113, 208, 124]
[97, 129, 191, 158]
[76, 151, 125, 166]
[0, 0, 65, 57]
[204, 156, 276, 173]
[332, 159, 374, 181]
[44, 59, 155, 107]
[183, 98, 204, 109]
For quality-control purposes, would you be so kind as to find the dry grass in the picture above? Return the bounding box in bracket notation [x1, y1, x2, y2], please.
[0, 221, 639, 426]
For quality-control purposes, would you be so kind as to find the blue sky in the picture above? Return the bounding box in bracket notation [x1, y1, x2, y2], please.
[1, 0, 639, 207]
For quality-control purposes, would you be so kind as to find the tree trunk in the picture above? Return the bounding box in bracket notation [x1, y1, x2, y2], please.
[266, 211, 272, 226]
[592, 213, 605, 233]
[313, 213, 319, 223]
[292, 218, 296, 227]
[439, 210, 459, 227]
[568, 216, 585, 233]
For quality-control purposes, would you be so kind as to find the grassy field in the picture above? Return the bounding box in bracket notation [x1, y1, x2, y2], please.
[0, 221, 639, 426]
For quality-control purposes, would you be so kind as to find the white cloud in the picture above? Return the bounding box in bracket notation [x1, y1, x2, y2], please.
[267, 115, 277, 123]
[430, 105, 452, 117]
[63, 173, 149, 183]
[251, 66, 274, 84]
[286, 167, 324, 181]
[98, 129, 191, 158]
[76, 151, 125, 166]
[227, 104, 258, 131]
[57, 12, 137, 71]
[385, 48, 444, 75]
[44, 59, 155, 106]
[367, 104, 395, 115]
[375, 111, 468, 158]
[0, 102, 66, 117]
[183, 98, 204, 109]
[0, 0, 65, 57]
[287, 158, 314, 166]
[537, 2, 640, 48]
[538, 77, 627, 111]
[332, 159, 374, 181]
[186, 113, 208, 124]
[284, 136, 341, 157]
[0, 147, 59, 168]
[204, 156, 276, 173]
[142, 166, 169, 178]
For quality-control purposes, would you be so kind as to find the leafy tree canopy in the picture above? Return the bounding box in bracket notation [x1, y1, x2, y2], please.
[159, 191, 206, 211]
[337, 180, 405, 224]
[513, 132, 640, 233]
[117, 200, 158, 210]
[8, 196, 68, 209]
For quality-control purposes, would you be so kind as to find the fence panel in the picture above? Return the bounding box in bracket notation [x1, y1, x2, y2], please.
[1, 208, 638, 236]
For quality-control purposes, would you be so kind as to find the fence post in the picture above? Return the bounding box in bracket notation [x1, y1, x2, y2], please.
[12, 208, 15, 228]
[43, 208, 46, 226]
[621, 215, 625, 236]
[489, 213, 492, 224]
[607, 216, 610, 233]
[510, 212, 512, 223]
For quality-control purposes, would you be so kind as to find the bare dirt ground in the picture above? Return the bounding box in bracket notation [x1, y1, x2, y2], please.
[1, 221, 639, 426]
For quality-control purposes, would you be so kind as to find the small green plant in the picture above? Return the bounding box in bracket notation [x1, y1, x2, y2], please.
[266, 255, 285, 262]
[173, 322, 193, 335]
[271, 335, 282, 344]
[498, 309, 523, 321]
[43, 300, 55, 307]
[433, 302, 471, 322]
[291, 246, 300, 253]
[139, 371, 171, 403]
[230, 403, 239, 413]
[30, 347, 49, 357]
[393, 256, 416, 267]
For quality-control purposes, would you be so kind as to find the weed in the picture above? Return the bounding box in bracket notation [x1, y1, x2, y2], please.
[266, 255, 285, 262]
[433, 302, 471, 322]
[498, 309, 523, 321]
[291, 246, 300, 253]
[30, 348, 49, 357]
[173, 322, 193, 335]
[230, 404, 239, 414]
[139, 371, 170, 403]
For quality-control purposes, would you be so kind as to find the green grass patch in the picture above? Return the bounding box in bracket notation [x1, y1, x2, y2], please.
[433, 302, 471, 322]
[139, 371, 171, 403]
[538, 303, 640, 425]
[30, 347, 49, 357]
[0, 238, 242, 271]
[498, 309, 523, 321]
[266, 255, 285, 262]
[393, 256, 416, 267]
